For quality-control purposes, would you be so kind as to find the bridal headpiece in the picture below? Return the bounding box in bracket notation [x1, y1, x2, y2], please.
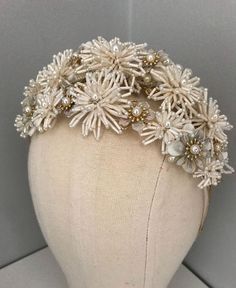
[15, 37, 234, 189]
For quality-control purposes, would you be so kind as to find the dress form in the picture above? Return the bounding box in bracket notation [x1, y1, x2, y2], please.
[28, 116, 208, 288]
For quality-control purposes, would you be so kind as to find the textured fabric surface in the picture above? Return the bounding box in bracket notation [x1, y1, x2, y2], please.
[28, 117, 204, 288]
[0, 248, 207, 288]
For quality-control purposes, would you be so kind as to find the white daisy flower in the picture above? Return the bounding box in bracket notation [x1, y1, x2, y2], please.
[68, 69, 132, 140]
[193, 160, 224, 188]
[23, 79, 44, 98]
[31, 88, 64, 133]
[149, 64, 203, 113]
[14, 114, 36, 138]
[37, 49, 79, 90]
[192, 89, 233, 143]
[141, 109, 187, 153]
[14, 92, 37, 137]
[76, 37, 147, 81]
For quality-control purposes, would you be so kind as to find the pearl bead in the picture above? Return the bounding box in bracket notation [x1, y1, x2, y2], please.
[92, 93, 98, 101]
[215, 143, 221, 151]
[143, 73, 152, 83]
[23, 105, 31, 115]
[146, 53, 155, 62]
[211, 115, 218, 122]
[132, 106, 142, 117]
[190, 144, 201, 155]
[61, 97, 70, 107]
[165, 121, 171, 128]
[112, 44, 120, 53]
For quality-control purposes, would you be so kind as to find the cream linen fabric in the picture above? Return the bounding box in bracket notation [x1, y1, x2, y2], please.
[28, 116, 204, 288]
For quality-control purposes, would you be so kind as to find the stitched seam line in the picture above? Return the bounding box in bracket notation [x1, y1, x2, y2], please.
[143, 155, 166, 288]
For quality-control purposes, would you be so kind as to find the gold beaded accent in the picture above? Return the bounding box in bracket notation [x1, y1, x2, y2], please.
[144, 87, 153, 96]
[23, 105, 35, 117]
[127, 101, 148, 123]
[57, 95, 74, 112]
[68, 55, 81, 68]
[185, 138, 203, 160]
[142, 52, 160, 67]
[213, 140, 226, 156]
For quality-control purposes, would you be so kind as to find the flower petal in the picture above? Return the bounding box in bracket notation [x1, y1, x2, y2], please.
[166, 140, 185, 156]
[132, 122, 145, 133]
[182, 159, 196, 173]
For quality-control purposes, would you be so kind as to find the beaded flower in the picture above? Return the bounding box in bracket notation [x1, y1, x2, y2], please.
[166, 128, 211, 173]
[141, 109, 188, 153]
[68, 69, 131, 140]
[31, 88, 64, 133]
[37, 49, 80, 90]
[149, 64, 203, 114]
[119, 101, 155, 134]
[76, 37, 147, 81]
[192, 89, 233, 143]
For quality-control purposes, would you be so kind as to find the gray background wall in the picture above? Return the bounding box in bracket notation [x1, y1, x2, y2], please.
[0, 1, 235, 287]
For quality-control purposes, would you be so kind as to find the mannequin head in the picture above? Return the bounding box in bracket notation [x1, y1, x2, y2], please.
[28, 117, 207, 288]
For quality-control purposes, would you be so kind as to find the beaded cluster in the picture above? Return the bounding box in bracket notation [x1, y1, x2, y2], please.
[15, 37, 234, 189]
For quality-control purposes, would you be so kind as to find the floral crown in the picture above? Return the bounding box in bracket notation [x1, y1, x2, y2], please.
[15, 36, 234, 189]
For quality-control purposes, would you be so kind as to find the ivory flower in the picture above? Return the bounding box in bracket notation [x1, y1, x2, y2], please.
[141, 109, 187, 153]
[149, 64, 203, 113]
[166, 129, 211, 173]
[76, 37, 147, 81]
[31, 88, 64, 132]
[192, 89, 233, 143]
[68, 69, 132, 139]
